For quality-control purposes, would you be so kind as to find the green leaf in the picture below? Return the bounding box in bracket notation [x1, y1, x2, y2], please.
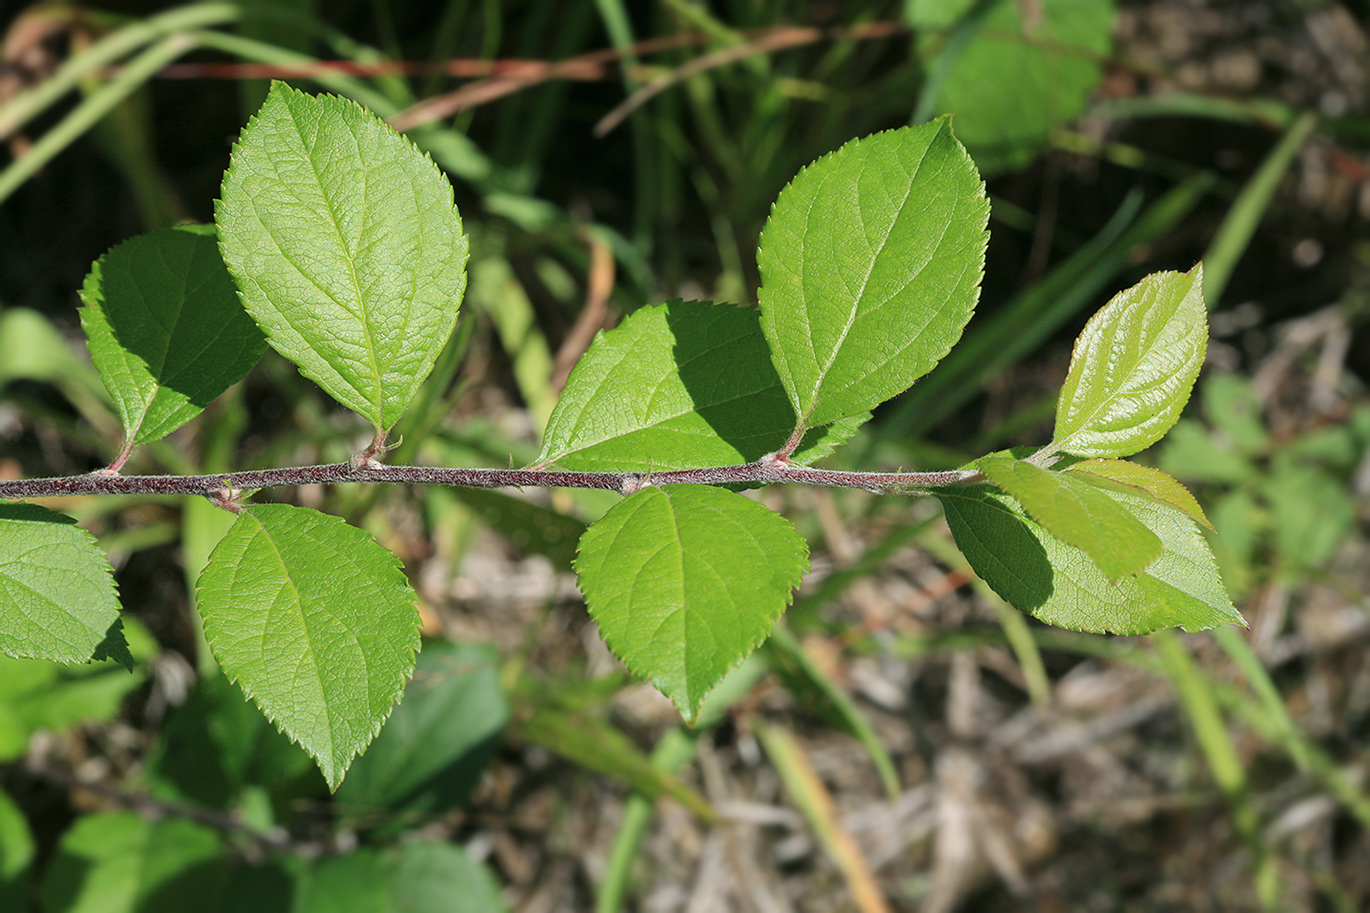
[80, 224, 267, 447]
[217, 81, 469, 432]
[758, 119, 990, 430]
[911, 0, 1114, 174]
[337, 640, 508, 830]
[0, 503, 130, 666]
[297, 844, 506, 913]
[939, 484, 1243, 635]
[538, 300, 864, 471]
[40, 812, 225, 913]
[0, 789, 34, 913]
[1050, 266, 1208, 458]
[146, 671, 324, 812]
[196, 503, 421, 789]
[1064, 458, 1212, 530]
[575, 485, 808, 721]
[0, 621, 153, 761]
[1158, 419, 1255, 485]
[976, 452, 1161, 580]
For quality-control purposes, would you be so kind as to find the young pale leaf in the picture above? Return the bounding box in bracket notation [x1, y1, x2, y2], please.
[537, 300, 864, 472]
[575, 485, 807, 722]
[80, 225, 266, 447]
[1064, 458, 1212, 530]
[1051, 266, 1207, 458]
[758, 119, 989, 430]
[0, 503, 130, 666]
[977, 452, 1161, 580]
[939, 484, 1243, 635]
[196, 504, 421, 790]
[217, 81, 469, 433]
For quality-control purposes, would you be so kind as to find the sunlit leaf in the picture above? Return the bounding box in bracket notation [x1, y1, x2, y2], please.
[575, 485, 807, 721]
[538, 300, 863, 471]
[977, 452, 1161, 579]
[758, 119, 989, 430]
[1051, 266, 1207, 458]
[0, 503, 129, 666]
[218, 81, 468, 432]
[939, 483, 1242, 634]
[1065, 458, 1212, 530]
[197, 504, 420, 789]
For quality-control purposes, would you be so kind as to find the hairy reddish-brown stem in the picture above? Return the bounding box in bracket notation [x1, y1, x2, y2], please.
[0, 456, 980, 503]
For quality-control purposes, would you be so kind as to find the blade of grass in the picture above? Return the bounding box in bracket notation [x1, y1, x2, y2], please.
[910, 0, 1000, 125]
[1152, 629, 1281, 911]
[0, 36, 195, 205]
[595, 727, 699, 913]
[1202, 111, 1319, 307]
[0, 3, 240, 140]
[1213, 625, 1309, 769]
[767, 624, 900, 800]
[514, 708, 715, 823]
[756, 722, 891, 913]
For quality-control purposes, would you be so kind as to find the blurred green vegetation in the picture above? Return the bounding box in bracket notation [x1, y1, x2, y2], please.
[1, 0, 1368, 910]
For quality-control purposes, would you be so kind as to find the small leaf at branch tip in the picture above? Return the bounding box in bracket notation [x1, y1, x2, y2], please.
[1051, 265, 1208, 459]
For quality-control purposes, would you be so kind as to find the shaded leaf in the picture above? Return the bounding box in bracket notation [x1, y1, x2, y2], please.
[0, 503, 129, 666]
[0, 788, 32, 912]
[296, 843, 506, 913]
[218, 81, 468, 432]
[0, 620, 153, 761]
[197, 504, 420, 789]
[538, 300, 863, 471]
[337, 641, 508, 830]
[40, 812, 225, 913]
[80, 224, 266, 446]
[939, 484, 1242, 634]
[1051, 266, 1208, 458]
[575, 485, 807, 721]
[978, 452, 1161, 579]
[1065, 458, 1212, 530]
[758, 119, 989, 430]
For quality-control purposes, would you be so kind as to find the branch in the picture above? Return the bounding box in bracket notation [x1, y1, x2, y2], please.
[0, 455, 981, 501]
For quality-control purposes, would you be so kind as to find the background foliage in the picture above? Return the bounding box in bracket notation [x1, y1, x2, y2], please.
[1, 0, 1368, 910]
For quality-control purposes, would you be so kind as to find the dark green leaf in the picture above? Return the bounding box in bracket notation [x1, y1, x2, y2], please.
[40, 812, 225, 913]
[80, 224, 266, 446]
[911, 0, 1114, 173]
[337, 640, 508, 830]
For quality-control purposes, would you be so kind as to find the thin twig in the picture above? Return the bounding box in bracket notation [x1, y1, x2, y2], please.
[0, 456, 981, 502]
